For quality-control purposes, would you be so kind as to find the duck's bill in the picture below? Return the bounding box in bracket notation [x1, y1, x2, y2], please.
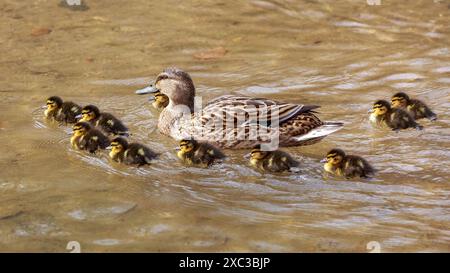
[367, 109, 374, 113]
[75, 114, 82, 119]
[105, 146, 112, 150]
[320, 158, 327, 163]
[136, 86, 159, 95]
[243, 153, 251, 159]
[174, 147, 181, 151]
[148, 95, 156, 102]
[41, 105, 47, 109]
[66, 130, 73, 135]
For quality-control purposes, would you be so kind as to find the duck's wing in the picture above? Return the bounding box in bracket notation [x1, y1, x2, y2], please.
[189, 95, 342, 148]
[202, 95, 319, 126]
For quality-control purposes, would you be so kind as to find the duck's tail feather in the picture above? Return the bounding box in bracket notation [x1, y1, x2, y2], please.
[292, 122, 344, 142]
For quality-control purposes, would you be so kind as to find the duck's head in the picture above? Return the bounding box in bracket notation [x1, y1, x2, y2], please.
[179, 138, 198, 154]
[391, 92, 410, 108]
[136, 67, 195, 110]
[108, 137, 129, 155]
[371, 100, 391, 116]
[250, 145, 270, 160]
[46, 96, 63, 111]
[322, 148, 345, 166]
[78, 105, 100, 122]
[72, 122, 91, 137]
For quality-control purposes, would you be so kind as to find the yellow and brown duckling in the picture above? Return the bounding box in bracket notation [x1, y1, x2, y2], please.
[108, 137, 157, 166]
[369, 100, 423, 131]
[391, 92, 437, 121]
[44, 96, 82, 124]
[177, 139, 225, 167]
[77, 105, 129, 136]
[322, 149, 375, 178]
[71, 122, 110, 153]
[249, 145, 299, 173]
[149, 90, 169, 110]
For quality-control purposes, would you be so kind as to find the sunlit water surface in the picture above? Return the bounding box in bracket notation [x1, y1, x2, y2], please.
[0, 0, 449, 252]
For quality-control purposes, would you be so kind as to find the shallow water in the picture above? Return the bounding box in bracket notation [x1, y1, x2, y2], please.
[0, 0, 449, 252]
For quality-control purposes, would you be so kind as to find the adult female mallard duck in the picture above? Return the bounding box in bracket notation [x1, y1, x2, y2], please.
[135, 67, 343, 149]
[391, 92, 437, 121]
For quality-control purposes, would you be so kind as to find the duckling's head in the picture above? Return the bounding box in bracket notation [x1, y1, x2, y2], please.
[391, 92, 410, 108]
[109, 137, 129, 155]
[46, 96, 63, 111]
[372, 100, 391, 116]
[80, 105, 100, 122]
[324, 148, 345, 166]
[250, 145, 270, 160]
[179, 139, 198, 153]
[155, 68, 195, 109]
[154, 91, 169, 108]
[72, 122, 92, 137]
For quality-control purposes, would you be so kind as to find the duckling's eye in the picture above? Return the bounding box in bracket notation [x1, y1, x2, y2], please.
[327, 153, 336, 159]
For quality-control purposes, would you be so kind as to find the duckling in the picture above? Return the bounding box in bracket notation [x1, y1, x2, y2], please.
[391, 92, 437, 121]
[321, 149, 375, 178]
[177, 139, 225, 167]
[108, 137, 157, 166]
[249, 145, 299, 173]
[71, 122, 110, 153]
[149, 90, 169, 111]
[44, 96, 82, 124]
[369, 100, 423, 131]
[77, 105, 129, 136]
